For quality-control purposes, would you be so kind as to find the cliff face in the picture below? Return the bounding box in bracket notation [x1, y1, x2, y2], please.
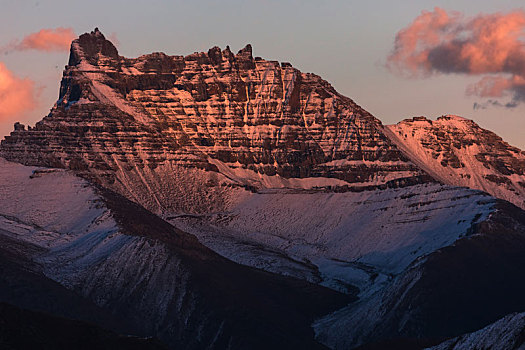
[2, 30, 525, 213]
[0, 29, 422, 213]
[385, 116, 525, 209]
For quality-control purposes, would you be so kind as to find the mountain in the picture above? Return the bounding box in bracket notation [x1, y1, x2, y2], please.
[0, 28, 423, 215]
[1, 29, 525, 349]
[0, 157, 349, 349]
[385, 115, 525, 209]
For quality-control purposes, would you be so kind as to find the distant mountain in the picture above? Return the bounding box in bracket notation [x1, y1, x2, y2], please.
[386, 115, 525, 209]
[1, 29, 525, 349]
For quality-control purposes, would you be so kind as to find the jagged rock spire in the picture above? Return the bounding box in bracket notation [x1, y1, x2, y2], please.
[237, 44, 252, 58]
[68, 28, 119, 66]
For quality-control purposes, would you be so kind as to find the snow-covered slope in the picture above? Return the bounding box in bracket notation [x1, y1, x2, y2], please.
[427, 312, 525, 350]
[170, 183, 494, 294]
[0, 157, 350, 349]
[0, 157, 113, 249]
[385, 115, 525, 209]
[314, 199, 525, 349]
[3, 157, 521, 350]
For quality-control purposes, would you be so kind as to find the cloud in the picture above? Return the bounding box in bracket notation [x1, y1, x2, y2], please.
[473, 99, 519, 110]
[3, 27, 75, 53]
[107, 32, 120, 48]
[387, 7, 525, 108]
[0, 62, 37, 122]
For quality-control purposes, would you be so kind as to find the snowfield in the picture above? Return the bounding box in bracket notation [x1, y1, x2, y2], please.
[170, 181, 494, 295]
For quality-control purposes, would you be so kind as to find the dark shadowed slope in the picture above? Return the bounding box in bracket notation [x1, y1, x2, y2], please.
[315, 200, 525, 349]
[0, 303, 167, 350]
[427, 311, 525, 350]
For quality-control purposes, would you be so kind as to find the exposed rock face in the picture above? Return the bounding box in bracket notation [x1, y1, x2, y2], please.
[0, 29, 422, 214]
[385, 115, 525, 209]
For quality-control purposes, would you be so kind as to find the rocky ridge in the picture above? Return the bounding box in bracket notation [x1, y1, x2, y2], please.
[0, 29, 422, 214]
[386, 115, 525, 209]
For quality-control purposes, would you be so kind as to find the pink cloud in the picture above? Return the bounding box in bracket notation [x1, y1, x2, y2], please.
[4, 27, 75, 53]
[0, 62, 37, 121]
[387, 7, 460, 77]
[388, 8, 525, 107]
[466, 76, 525, 98]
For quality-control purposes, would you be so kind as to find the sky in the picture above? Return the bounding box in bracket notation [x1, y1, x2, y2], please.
[0, 0, 523, 149]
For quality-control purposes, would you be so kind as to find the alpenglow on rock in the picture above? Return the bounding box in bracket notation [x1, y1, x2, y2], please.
[0, 29, 424, 213]
[385, 115, 525, 209]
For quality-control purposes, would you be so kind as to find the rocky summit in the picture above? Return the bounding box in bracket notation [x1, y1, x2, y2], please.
[0, 28, 424, 213]
[386, 115, 525, 209]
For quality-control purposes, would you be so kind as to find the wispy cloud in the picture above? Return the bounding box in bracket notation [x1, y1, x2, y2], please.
[387, 7, 525, 108]
[107, 32, 120, 48]
[2, 27, 75, 53]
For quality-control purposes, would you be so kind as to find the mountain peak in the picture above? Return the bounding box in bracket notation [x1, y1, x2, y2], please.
[437, 114, 470, 123]
[386, 113, 525, 209]
[237, 44, 252, 57]
[68, 28, 119, 66]
[92, 27, 103, 37]
[0, 36, 422, 206]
